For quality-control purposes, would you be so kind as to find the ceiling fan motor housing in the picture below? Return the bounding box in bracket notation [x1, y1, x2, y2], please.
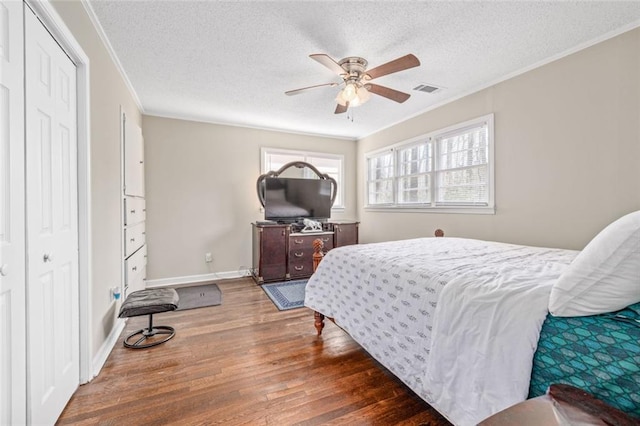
[338, 57, 368, 82]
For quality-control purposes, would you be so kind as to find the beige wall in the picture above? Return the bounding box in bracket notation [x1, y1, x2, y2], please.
[357, 28, 640, 250]
[51, 1, 142, 358]
[44, 0, 640, 362]
[142, 116, 357, 280]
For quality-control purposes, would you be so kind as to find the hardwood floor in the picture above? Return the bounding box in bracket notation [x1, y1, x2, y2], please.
[57, 278, 451, 425]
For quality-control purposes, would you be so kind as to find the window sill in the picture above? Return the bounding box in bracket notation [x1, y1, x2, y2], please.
[364, 206, 495, 215]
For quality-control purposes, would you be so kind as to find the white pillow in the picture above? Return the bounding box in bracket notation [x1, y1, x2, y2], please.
[549, 210, 640, 316]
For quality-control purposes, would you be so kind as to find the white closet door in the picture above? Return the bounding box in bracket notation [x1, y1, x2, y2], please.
[0, 1, 26, 425]
[25, 7, 79, 425]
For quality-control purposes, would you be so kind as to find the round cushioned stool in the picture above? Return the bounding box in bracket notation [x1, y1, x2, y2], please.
[118, 288, 179, 349]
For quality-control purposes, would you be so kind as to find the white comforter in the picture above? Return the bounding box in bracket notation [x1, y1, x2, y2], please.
[304, 237, 577, 425]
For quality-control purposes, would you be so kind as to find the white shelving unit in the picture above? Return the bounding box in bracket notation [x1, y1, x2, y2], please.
[121, 111, 146, 298]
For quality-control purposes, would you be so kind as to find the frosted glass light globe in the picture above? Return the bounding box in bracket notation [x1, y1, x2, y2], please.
[358, 86, 371, 103]
[342, 83, 357, 102]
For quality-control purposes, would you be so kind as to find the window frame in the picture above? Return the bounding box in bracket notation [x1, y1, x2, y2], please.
[364, 114, 495, 214]
[366, 149, 395, 206]
[396, 139, 433, 206]
[261, 147, 346, 209]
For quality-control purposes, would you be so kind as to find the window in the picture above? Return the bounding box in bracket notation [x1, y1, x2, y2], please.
[365, 114, 494, 213]
[398, 142, 432, 204]
[262, 148, 345, 208]
[367, 150, 394, 205]
[436, 123, 489, 205]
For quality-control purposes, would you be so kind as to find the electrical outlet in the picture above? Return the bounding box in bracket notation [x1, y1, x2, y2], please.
[205, 252, 213, 263]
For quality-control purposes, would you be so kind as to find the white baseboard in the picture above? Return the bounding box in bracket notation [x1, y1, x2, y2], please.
[92, 317, 126, 379]
[146, 269, 252, 288]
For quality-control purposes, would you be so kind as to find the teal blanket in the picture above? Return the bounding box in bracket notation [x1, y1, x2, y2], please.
[530, 302, 640, 417]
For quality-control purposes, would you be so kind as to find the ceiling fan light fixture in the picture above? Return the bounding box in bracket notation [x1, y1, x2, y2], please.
[337, 84, 371, 108]
[351, 86, 372, 107]
[342, 83, 357, 102]
[357, 86, 371, 103]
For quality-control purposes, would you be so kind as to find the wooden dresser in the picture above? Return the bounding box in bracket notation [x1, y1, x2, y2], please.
[251, 221, 358, 284]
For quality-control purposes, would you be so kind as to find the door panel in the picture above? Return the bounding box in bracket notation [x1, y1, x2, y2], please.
[0, 1, 26, 425]
[124, 118, 144, 197]
[25, 7, 79, 425]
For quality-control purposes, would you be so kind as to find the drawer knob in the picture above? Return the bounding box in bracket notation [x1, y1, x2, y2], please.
[130, 209, 136, 214]
[322, 237, 330, 242]
[43, 253, 53, 263]
[0, 264, 7, 276]
[130, 238, 135, 242]
[294, 252, 304, 258]
[132, 266, 137, 271]
[294, 265, 304, 271]
[294, 239, 304, 244]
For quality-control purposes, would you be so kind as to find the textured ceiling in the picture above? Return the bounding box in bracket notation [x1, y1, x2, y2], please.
[86, 1, 640, 140]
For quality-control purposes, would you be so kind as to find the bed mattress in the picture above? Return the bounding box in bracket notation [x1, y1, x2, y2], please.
[305, 237, 578, 424]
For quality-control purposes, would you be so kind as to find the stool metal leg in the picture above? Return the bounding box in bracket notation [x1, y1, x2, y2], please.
[124, 313, 176, 349]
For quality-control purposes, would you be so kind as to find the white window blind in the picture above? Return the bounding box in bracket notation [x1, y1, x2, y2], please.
[367, 150, 394, 205]
[397, 142, 432, 204]
[436, 123, 489, 206]
[365, 114, 494, 213]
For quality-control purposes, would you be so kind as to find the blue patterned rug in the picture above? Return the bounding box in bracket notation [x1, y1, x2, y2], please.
[262, 279, 307, 311]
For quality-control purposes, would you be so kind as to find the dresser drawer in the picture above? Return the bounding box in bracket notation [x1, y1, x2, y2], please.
[124, 222, 145, 257]
[288, 256, 313, 279]
[288, 233, 333, 279]
[124, 197, 146, 226]
[288, 247, 312, 278]
[289, 234, 334, 250]
[125, 245, 146, 287]
[125, 266, 146, 296]
[290, 244, 314, 255]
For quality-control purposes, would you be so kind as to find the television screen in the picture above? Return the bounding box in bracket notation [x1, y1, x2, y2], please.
[264, 177, 332, 221]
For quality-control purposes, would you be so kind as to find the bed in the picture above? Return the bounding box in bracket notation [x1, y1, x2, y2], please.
[304, 211, 640, 425]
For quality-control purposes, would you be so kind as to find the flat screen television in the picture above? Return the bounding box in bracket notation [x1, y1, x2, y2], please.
[264, 177, 332, 222]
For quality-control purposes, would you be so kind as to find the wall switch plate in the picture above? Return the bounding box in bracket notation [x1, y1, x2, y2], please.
[205, 252, 213, 263]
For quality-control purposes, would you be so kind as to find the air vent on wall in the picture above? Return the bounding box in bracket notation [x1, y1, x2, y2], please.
[413, 83, 442, 94]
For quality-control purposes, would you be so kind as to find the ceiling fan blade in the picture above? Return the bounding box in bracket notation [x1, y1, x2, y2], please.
[365, 54, 420, 80]
[367, 83, 411, 103]
[334, 103, 348, 114]
[285, 82, 338, 96]
[310, 54, 346, 75]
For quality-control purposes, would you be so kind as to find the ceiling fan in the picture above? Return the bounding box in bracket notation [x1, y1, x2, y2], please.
[285, 53, 420, 114]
